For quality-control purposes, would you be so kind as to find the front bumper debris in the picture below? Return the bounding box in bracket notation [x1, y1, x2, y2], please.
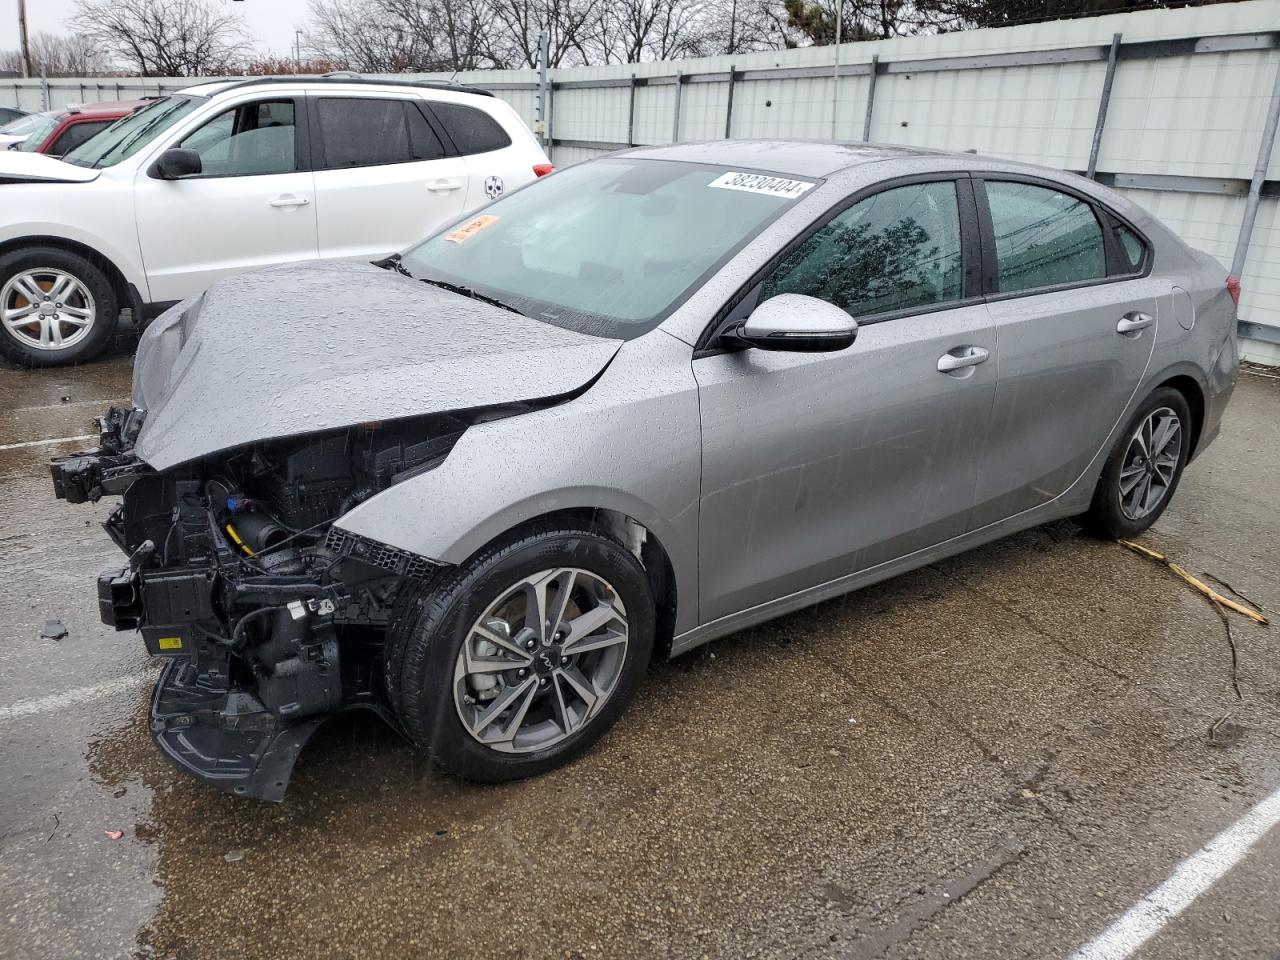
[150, 660, 326, 802]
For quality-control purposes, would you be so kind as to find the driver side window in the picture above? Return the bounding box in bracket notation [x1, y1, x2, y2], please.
[762, 181, 964, 320]
[177, 99, 297, 177]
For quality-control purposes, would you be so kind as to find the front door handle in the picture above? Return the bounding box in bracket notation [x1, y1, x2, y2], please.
[1117, 312, 1154, 336]
[426, 179, 463, 192]
[937, 345, 990, 374]
[269, 195, 310, 208]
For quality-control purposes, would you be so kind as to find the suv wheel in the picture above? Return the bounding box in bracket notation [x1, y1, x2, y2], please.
[1081, 386, 1192, 539]
[0, 246, 118, 367]
[386, 523, 654, 783]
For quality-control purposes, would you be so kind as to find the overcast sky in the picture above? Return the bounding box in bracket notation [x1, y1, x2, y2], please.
[1, 0, 313, 57]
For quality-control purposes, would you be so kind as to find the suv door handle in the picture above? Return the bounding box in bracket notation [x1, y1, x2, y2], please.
[269, 195, 310, 208]
[937, 345, 990, 374]
[1117, 312, 1154, 335]
[426, 179, 463, 192]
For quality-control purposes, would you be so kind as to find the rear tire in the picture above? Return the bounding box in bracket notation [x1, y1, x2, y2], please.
[0, 246, 119, 367]
[386, 523, 654, 783]
[1081, 386, 1192, 539]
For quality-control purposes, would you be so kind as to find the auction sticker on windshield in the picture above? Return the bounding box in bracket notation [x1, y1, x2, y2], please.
[445, 215, 499, 243]
[708, 172, 815, 198]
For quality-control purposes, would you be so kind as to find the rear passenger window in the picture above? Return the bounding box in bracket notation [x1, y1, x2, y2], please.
[316, 99, 446, 168]
[985, 181, 1105, 293]
[406, 103, 446, 161]
[1114, 222, 1147, 274]
[762, 181, 964, 319]
[430, 102, 511, 155]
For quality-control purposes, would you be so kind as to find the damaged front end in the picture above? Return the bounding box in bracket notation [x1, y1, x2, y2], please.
[51, 405, 469, 801]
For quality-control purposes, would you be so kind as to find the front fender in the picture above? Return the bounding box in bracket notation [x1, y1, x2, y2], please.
[335, 330, 703, 634]
[0, 180, 148, 296]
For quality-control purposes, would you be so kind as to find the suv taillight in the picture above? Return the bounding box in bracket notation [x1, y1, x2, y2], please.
[1226, 275, 1241, 307]
[533, 163, 555, 178]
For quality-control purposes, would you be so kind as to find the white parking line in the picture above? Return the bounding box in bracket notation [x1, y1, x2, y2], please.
[1069, 785, 1280, 960]
[0, 673, 151, 722]
[0, 434, 95, 452]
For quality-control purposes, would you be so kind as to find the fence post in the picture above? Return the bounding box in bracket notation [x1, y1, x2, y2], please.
[1087, 33, 1122, 179]
[724, 67, 737, 139]
[672, 71, 683, 143]
[39, 66, 48, 111]
[1231, 57, 1280, 280]
[627, 74, 637, 147]
[535, 30, 551, 154]
[862, 56, 879, 142]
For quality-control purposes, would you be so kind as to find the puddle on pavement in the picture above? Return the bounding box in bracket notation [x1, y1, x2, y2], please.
[75, 522, 1260, 960]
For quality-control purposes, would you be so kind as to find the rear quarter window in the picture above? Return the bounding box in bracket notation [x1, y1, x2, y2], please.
[429, 102, 512, 155]
[1113, 222, 1148, 274]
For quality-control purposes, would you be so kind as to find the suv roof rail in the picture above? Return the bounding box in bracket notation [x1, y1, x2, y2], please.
[212, 75, 494, 98]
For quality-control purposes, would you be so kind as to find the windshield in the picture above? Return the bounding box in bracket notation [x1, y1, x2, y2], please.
[14, 112, 64, 152]
[63, 96, 201, 169]
[399, 158, 816, 339]
[2, 110, 56, 139]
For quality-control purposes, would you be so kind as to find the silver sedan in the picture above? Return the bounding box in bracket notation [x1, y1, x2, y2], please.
[53, 140, 1239, 798]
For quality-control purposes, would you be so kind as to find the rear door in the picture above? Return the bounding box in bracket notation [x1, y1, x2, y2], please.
[134, 96, 318, 302]
[968, 177, 1163, 527]
[426, 99, 539, 204]
[308, 94, 470, 261]
[695, 177, 999, 622]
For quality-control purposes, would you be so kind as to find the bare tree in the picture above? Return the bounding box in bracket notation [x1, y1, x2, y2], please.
[0, 31, 109, 76]
[306, 0, 444, 71]
[590, 0, 722, 63]
[485, 0, 604, 68]
[69, 0, 249, 77]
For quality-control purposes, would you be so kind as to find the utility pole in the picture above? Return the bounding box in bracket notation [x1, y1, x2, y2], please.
[294, 29, 304, 72]
[17, 0, 33, 79]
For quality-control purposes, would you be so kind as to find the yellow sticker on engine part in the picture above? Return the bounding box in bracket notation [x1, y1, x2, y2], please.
[158, 636, 183, 650]
[445, 214, 498, 243]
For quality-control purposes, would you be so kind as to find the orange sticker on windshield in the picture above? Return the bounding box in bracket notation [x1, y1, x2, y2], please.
[445, 215, 499, 243]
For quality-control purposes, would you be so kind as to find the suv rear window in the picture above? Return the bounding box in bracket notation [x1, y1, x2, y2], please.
[430, 102, 511, 155]
[315, 98, 445, 169]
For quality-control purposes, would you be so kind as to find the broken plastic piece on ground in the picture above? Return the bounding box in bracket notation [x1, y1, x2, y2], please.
[1117, 539, 1268, 624]
[40, 617, 68, 641]
[104, 830, 123, 840]
[224, 849, 246, 863]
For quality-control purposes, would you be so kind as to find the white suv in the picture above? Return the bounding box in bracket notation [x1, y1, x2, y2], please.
[0, 77, 552, 367]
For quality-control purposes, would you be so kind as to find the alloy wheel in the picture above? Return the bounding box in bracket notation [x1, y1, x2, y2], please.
[453, 567, 629, 754]
[1, 268, 97, 352]
[1118, 406, 1182, 521]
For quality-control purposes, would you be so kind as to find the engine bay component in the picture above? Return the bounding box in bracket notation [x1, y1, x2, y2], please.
[52, 406, 474, 800]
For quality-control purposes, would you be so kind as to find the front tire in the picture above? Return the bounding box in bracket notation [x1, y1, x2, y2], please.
[1081, 386, 1192, 539]
[386, 523, 654, 783]
[0, 246, 119, 367]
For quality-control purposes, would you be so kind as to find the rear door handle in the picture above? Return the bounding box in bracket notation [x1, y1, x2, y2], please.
[269, 195, 310, 208]
[426, 179, 463, 192]
[1117, 312, 1154, 335]
[937, 345, 990, 374]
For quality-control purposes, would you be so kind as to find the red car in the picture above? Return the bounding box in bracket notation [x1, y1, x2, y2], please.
[3, 100, 149, 158]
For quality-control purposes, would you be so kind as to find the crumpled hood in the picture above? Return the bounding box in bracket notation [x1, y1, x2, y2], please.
[0, 151, 101, 183]
[132, 260, 622, 470]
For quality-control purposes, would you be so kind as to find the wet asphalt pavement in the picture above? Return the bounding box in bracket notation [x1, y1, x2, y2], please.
[1, 337, 1278, 960]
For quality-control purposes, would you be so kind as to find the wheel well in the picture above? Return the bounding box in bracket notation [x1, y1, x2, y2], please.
[1157, 374, 1205, 457]
[0, 236, 135, 315]
[474, 507, 679, 661]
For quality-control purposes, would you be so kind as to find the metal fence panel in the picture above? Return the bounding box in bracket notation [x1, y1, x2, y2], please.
[1, 0, 1278, 356]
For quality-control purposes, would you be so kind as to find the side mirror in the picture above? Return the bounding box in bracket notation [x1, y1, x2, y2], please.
[149, 147, 202, 180]
[727, 293, 858, 353]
